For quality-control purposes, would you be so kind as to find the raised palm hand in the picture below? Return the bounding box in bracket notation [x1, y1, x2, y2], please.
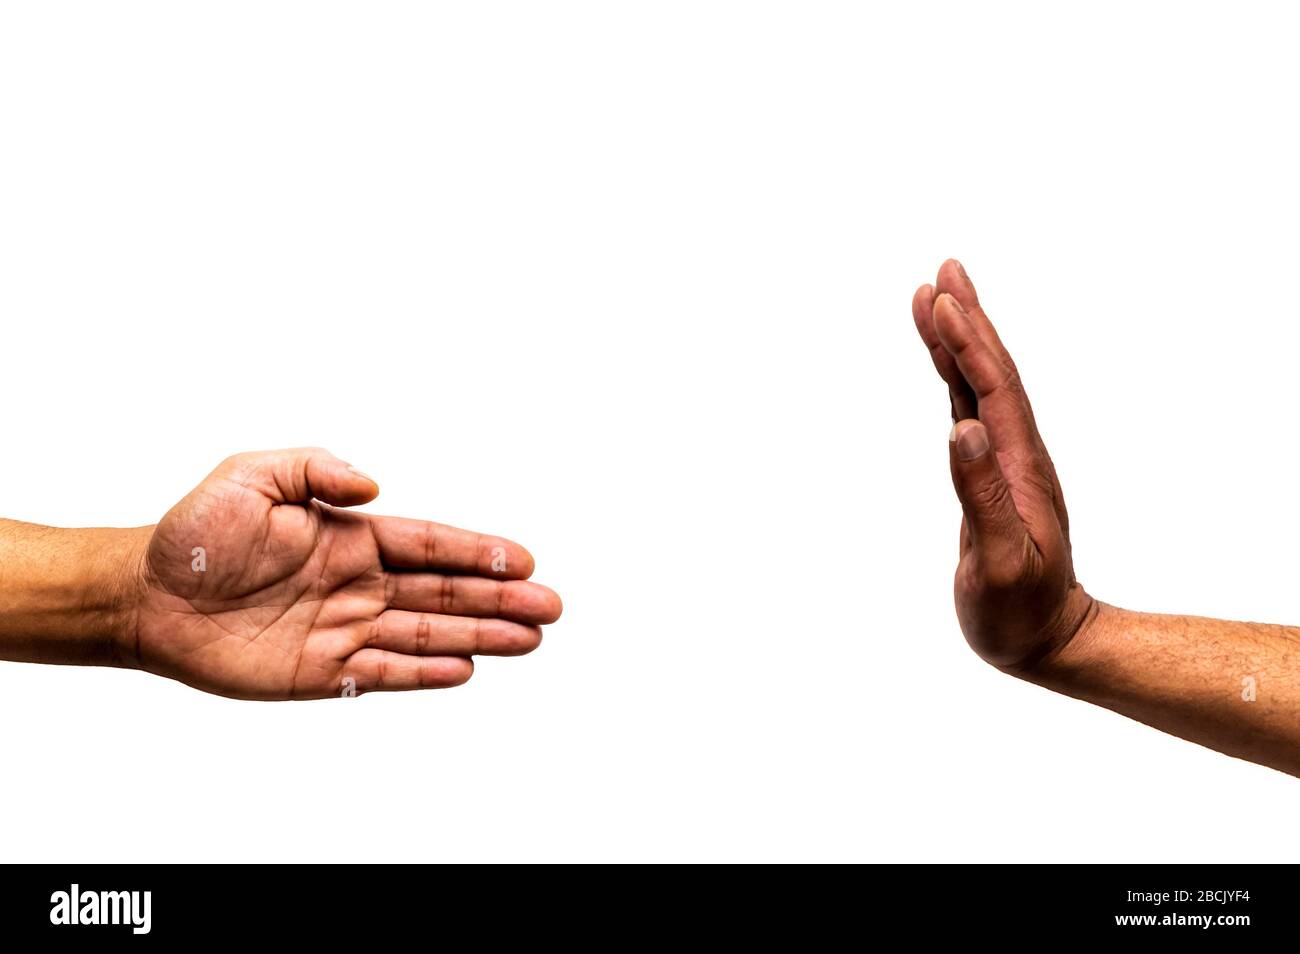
[126, 448, 560, 699]
[912, 260, 1093, 671]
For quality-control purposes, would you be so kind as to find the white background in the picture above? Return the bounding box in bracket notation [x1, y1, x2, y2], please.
[1, 2, 1297, 862]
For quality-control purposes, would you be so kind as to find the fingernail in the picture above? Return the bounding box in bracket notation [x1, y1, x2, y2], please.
[954, 259, 968, 281]
[956, 423, 990, 461]
[347, 465, 377, 484]
[942, 292, 966, 315]
[948, 422, 959, 442]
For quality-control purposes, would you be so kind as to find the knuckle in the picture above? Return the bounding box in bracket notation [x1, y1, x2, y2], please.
[422, 522, 438, 567]
[981, 558, 1032, 593]
[218, 451, 253, 473]
[979, 538, 1040, 593]
[969, 476, 1012, 513]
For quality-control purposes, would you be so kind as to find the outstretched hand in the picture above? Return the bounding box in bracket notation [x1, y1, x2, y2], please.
[122, 448, 561, 699]
[912, 261, 1093, 671]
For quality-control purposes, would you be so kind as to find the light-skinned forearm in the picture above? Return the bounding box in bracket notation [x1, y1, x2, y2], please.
[0, 519, 149, 668]
[1024, 601, 1300, 775]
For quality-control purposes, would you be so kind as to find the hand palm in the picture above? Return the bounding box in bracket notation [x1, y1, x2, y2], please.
[128, 449, 561, 699]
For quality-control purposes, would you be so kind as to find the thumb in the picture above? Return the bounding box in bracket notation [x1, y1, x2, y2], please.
[220, 447, 380, 507]
[948, 420, 1027, 568]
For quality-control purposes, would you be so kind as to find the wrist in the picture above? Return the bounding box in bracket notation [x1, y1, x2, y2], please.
[996, 584, 1102, 681]
[1012, 594, 1124, 689]
[102, 526, 153, 669]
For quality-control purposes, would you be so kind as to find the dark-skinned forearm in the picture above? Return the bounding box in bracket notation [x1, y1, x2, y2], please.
[1021, 602, 1300, 776]
[0, 519, 150, 668]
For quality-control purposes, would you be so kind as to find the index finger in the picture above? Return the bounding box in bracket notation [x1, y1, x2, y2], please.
[367, 514, 536, 579]
[933, 293, 1059, 538]
[936, 259, 1071, 533]
[913, 282, 978, 421]
[934, 259, 1013, 365]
